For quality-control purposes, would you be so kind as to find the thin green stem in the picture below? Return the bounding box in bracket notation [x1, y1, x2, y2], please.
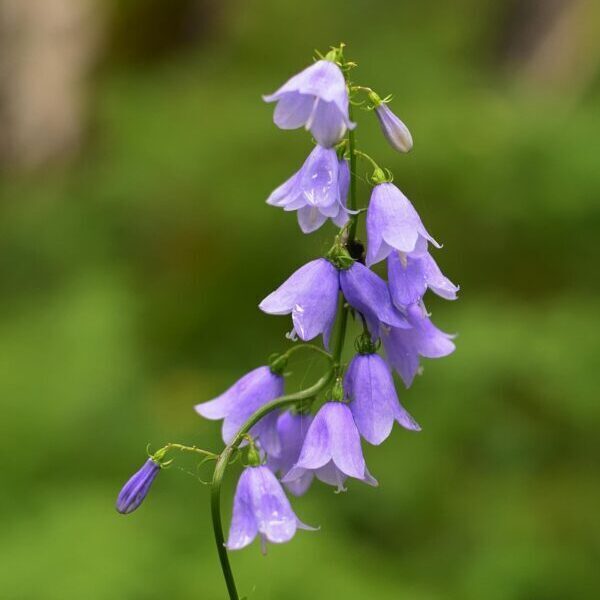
[282, 343, 333, 364]
[210, 371, 335, 600]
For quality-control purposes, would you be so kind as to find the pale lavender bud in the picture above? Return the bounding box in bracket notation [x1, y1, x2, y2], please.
[374, 103, 413, 153]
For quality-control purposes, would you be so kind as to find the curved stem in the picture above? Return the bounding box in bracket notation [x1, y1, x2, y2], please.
[282, 343, 333, 364]
[210, 370, 335, 600]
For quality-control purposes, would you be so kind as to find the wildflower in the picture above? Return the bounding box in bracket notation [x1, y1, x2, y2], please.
[259, 258, 339, 347]
[268, 411, 314, 496]
[339, 261, 409, 336]
[116, 458, 161, 514]
[227, 465, 315, 552]
[194, 366, 283, 455]
[387, 244, 459, 307]
[345, 353, 420, 445]
[259, 259, 407, 345]
[267, 146, 350, 233]
[283, 402, 377, 492]
[382, 303, 455, 387]
[366, 183, 440, 267]
[374, 103, 413, 153]
[263, 60, 355, 147]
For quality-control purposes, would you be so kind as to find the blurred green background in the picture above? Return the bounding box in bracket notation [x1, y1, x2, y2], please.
[1, 0, 599, 598]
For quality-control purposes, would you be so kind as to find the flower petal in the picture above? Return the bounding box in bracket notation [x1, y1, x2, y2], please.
[340, 262, 408, 335]
[227, 468, 258, 550]
[322, 402, 366, 479]
[248, 467, 298, 544]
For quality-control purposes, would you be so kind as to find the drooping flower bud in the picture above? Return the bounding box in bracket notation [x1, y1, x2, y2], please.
[374, 103, 413, 153]
[116, 458, 161, 515]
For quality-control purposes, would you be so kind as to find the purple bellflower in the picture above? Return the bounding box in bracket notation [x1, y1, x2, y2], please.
[263, 60, 355, 148]
[116, 458, 160, 514]
[195, 366, 283, 455]
[259, 258, 339, 347]
[374, 103, 413, 153]
[268, 411, 314, 496]
[283, 402, 378, 493]
[387, 243, 459, 307]
[339, 261, 409, 336]
[259, 259, 408, 346]
[227, 465, 315, 552]
[267, 145, 350, 233]
[366, 182, 440, 267]
[345, 353, 420, 445]
[382, 303, 456, 387]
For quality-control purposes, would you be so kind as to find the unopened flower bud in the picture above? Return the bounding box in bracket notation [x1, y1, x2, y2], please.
[374, 103, 413, 153]
[116, 459, 160, 515]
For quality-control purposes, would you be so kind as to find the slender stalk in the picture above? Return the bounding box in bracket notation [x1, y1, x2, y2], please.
[210, 371, 335, 600]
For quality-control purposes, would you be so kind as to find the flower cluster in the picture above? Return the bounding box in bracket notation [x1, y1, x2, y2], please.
[195, 47, 458, 551]
[116, 45, 459, 593]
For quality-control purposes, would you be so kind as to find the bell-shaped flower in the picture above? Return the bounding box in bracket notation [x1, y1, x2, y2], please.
[387, 244, 459, 307]
[268, 411, 314, 496]
[382, 303, 455, 387]
[283, 402, 377, 493]
[194, 366, 283, 455]
[374, 103, 413, 153]
[263, 60, 355, 148]
[267, 146, 350, 233]
[339, 261, 409, 337]
[259, 258, 339, 347]
[344, 353, 420, 445]
[227, 465, 315, 552]
[116, 458, 160, 514]
[366, 183, 440, 267]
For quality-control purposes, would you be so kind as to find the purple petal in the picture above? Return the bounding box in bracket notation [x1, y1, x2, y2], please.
[266, 171, 301, 207]
[297, 205, 329, 233]
[271, 92, 314, 129]
[298, 146, 339, 209]
[308, 99, 349, 148]
[422, 253, 459, 300]
[388, 251, 428, 307]
[247, 466, 299, 544]
[381, 325, 421, 387]
[345, 354, 398, 445]
[322, 402, 366, 479]
[195, 366, 278, 420]
[315, 460, 348, 492]
[259, 259, 339, 346]
[227, 468, 258, 550]
[405, 303, 456, 358]
[196, 366, 284, 446]
[285, 407, 332, 476]
[382, 304, 455, 387]
[340, 262, 408, 336]
[366, 183, 439, 266]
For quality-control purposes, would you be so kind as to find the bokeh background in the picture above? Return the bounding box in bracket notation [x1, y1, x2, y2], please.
[1, 1, 599, 598]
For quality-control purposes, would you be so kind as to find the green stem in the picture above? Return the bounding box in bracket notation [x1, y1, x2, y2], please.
[210, 370, 335, 600]
[282, 343, 333, 364]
